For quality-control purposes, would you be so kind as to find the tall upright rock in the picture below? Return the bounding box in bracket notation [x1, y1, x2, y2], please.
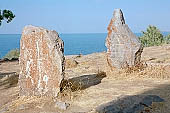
[105, 9, 143, 69]
[19, 25, 65, 97]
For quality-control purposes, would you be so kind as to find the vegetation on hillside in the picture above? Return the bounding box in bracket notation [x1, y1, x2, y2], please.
[140, 25, 163, 47]
[140, 25, 170, 47]
[0, 9, 15, 26]
[3, 49, 20, 60]
[164, 34, 170, 44]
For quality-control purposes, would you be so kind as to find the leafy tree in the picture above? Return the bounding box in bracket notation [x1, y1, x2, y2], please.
[0, 9, 15, 26]
[140, 25, 164, 47]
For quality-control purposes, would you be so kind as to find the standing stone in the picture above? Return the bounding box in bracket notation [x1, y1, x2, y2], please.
[19, 25, 65, 97]
[105, 9, 143, 69]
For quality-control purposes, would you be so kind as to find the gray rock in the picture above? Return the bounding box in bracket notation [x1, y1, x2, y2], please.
[18, 104, 25, 110]
[105, 9, 143, 69]
[19, 25, 65, 97]
[54, 101, 70, 110]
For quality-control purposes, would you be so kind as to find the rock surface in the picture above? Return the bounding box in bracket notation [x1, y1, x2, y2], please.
[65, 58, 78, 68]
[19, 25, 65, 97]
[105, 9, 143, 69]
[54, 101, 70, 110]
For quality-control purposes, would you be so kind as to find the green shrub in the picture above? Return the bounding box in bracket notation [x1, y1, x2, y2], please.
[164, 34, 170, 44]
[140, 25, 164, 47]
[3, 49, 20, 60]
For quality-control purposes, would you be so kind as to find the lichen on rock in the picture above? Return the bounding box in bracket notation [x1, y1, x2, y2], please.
[19, 25, 65, 97]
[106, 9, 143, 69]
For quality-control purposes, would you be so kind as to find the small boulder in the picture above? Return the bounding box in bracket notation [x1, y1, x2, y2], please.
[65, 59, 78, 68]
[54, 101, 70, 110]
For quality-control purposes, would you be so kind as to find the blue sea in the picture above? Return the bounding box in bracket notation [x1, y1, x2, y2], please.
[0, 33, 168, 58]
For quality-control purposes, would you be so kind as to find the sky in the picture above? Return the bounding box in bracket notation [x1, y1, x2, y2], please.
[0, 0, 170, 34]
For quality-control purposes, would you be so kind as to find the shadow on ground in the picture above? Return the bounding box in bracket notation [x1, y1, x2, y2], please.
[95, 83, 170, 113]
[1, 71, 170, 113]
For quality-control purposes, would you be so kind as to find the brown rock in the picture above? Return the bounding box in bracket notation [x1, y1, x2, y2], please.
[105, 9, 143, 69]
[19, 25, 65, 97]
[65, 59, 78, 68]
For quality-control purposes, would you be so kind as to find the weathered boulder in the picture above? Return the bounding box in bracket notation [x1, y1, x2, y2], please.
[105, 9, 143, 69]
[19, 25, 65, 97]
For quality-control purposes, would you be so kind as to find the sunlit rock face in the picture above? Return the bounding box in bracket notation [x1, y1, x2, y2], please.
[19, 25, 65, 97]
[105, 9, 143, 69]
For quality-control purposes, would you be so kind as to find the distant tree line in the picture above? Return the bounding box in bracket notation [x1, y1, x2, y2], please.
[0, 9, 15, 26]
[140, 25, 170, 47]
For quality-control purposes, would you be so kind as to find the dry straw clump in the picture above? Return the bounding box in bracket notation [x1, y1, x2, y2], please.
[106, 62, 147, 79]
[59, 79, 83, 101]
[65, 59, 78, 68]
[137, 65, 170, 79]
[0, 96, 50, 113]
[125, 62, 147, 74]
[124, 62, 170, 79]
[107, 62, 170, 80]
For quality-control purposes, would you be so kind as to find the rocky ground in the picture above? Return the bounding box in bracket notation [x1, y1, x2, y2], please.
[0, 44, 170, 113]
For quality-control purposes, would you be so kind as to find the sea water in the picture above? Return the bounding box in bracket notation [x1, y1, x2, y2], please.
[0, 33, 168, 58]
[0, 33, 107, 58]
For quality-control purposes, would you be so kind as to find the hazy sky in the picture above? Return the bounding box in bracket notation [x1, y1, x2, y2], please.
[0, 0, 170, 34]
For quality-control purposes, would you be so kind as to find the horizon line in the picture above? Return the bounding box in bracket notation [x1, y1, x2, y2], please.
[0, 31, 170, 35]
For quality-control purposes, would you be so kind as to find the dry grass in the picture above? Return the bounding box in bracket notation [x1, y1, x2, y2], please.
[96, 71, 106, 78]
[123, 64, 170, 79]
[60, 79, 82, 93]
[106, 62, 170, 80]
[59, 79, 83, 101]
[0, 96, 50, 113]
[59, 71, 106, 101]
[137, 65, 170, 79]
[124, 62, 147, 74]
[65, 59, 78, 68]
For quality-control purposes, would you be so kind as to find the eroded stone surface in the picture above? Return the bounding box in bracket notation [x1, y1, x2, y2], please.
[105, 9, 143, 69]
[19, 25, 65, 97]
